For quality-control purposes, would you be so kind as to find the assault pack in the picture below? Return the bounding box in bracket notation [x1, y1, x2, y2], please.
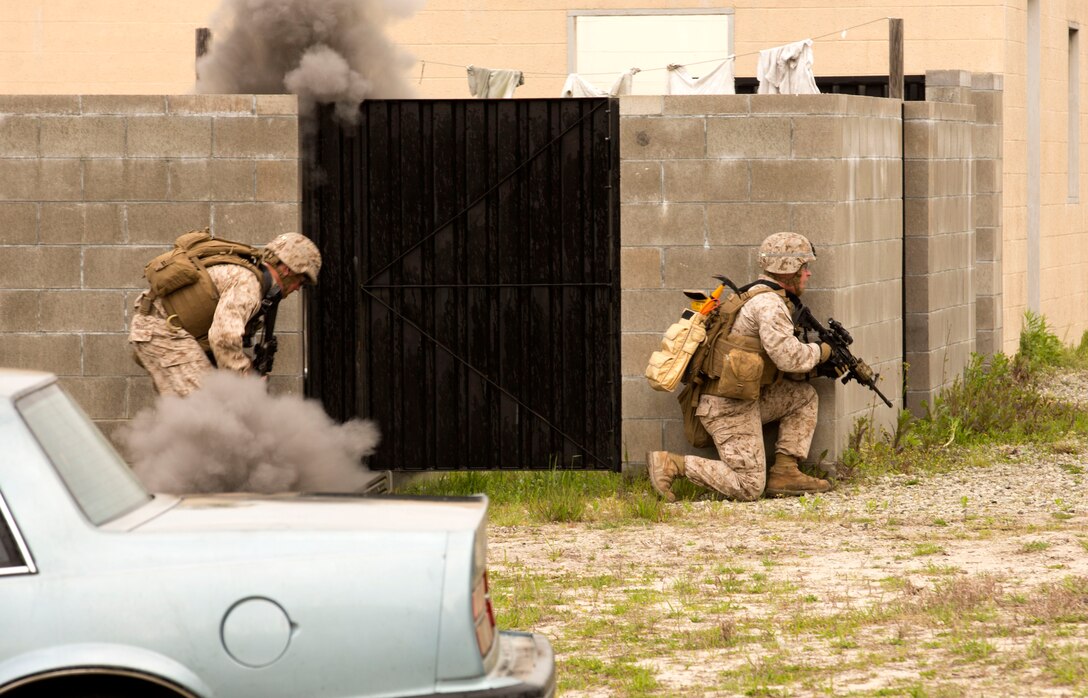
[645, 276, 786, 447]
[142, 228, 267, 351]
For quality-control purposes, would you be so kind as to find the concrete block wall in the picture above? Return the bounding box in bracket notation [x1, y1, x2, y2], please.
[903, 97, 977, 411]
[0, 94, 303, 440]
[621, 94, 904, 468]
[925, 71, 1004, 357]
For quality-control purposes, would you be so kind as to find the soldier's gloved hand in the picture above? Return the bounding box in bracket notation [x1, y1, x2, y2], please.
[818, 343, 833, 362]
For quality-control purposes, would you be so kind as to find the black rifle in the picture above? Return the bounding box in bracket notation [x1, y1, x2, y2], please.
[794, 305, 893, 408]
[250, 285, 282, 377]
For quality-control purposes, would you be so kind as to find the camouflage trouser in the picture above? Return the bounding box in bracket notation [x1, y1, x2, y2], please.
[129, 296, 212, 398]
[684, 379, 818, 501]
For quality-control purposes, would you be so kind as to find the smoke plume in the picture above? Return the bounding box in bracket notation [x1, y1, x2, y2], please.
[120, 371, 381, 494]
[195, 0, 422, 119]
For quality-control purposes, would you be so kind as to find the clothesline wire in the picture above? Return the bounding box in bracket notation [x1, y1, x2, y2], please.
[412, 16, 890, 80]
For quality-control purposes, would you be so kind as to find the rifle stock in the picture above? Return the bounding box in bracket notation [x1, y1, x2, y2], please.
[795, 306, 893, 408]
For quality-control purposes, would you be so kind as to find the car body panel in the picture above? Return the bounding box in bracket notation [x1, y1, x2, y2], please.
[0, 370, 555, 698]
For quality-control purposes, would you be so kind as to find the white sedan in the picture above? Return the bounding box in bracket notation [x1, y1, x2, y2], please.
[0, 369, 555, 698]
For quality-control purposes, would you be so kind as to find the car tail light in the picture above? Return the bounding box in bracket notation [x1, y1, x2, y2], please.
[472, 568, 496, 656]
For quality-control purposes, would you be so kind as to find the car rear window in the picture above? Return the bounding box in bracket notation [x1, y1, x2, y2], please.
[16, 384, 151, 526]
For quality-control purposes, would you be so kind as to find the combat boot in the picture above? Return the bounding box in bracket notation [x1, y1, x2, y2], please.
[646, 451, 685, 502]
[765, 454, 830, 497]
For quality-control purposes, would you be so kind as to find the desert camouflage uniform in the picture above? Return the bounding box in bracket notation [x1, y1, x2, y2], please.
[684, 276, 822, 500]
[130, 264, 263, 397]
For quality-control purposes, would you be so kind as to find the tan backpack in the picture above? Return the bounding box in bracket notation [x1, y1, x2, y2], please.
[653, 283, 783, 448]
[144, 229, 264, 348]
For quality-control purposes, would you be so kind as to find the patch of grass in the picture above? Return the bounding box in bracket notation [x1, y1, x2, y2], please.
[1029, 637, 1088, 686]
[1020, 540, 1051, 553]
[913, 542, 945, 556]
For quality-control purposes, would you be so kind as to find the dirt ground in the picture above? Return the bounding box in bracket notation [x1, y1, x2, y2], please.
[488, 446, 1088, 697]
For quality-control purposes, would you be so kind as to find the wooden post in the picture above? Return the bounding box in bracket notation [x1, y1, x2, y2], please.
[889, 18, 904, 99]
[196, 28, 211, 82]
[196, 28, 211, 58]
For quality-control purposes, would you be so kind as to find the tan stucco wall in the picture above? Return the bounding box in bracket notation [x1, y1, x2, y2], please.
[3, 1, 1088, 355]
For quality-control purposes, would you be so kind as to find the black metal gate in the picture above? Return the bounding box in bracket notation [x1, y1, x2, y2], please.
[303, 98, 621, 471]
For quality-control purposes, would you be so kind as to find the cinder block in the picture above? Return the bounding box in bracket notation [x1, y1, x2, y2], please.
[268, 332, 302, 375]
[622, 376, 680, 418]
[0, 203, 38, 244]
[976, 226, 1000, 262]
[0, 333, 81, 374]
[212, 203, 300, 244]
[81, 95, 167, 115]
[621, 419, 664, 464]
[0, 95, 80, 114]
[663, 246, 750, 290]
[267, 375, 304, 396]
[255, 160, 299, 202]
[750, 94, 849, 115]
[621, 332, 660, 377]
[213, 117, 299, 158]
[41, 203, 126, 244]
[620, 161, 662, 203]
[59, 376, 129, 420]
[928, 70, 971, 90]
[84, 159, 169, 201]
[40, 291, 125, 332]
[0, 116, 40, 157]
[789, 202, 849, 242]
[706, 116, 790, 159]
[275, 293, 301, 332]
[663, 94, 750, 116]
[663, 160, 748, 202]
[84, 333, 145, 376]
[974, 124, 1002, 159]
[40, 116, 126, 157]
[0, 159, 82, 201]
[126, 116, 213, 158]
[970, 89, 1002, 125]
[621, 116, 705, 159]
[0, 246, 81, 289]
[621, 289, 686, 332]
[83, 245, 165, 289]
[750, 160, 842, 202]
[790, 116, 844, 158]
[620, 247, 662, 289]
[168, 94, 255, 115]
[974, 192, 1001, 227]
[126, 203, 212, 244]
[903, 120, 934, 160]
[127, 376, 158, 417]
[903, 160, 931, 198]
[707, 202, 790, 246]
[619, 96, 664, 116]
[621, 203, 705, 246]
[974, 158, 998, 194]
[255, 95, 298, 116]
[0, 291, 39, 330]
[168, 159, 255, 201]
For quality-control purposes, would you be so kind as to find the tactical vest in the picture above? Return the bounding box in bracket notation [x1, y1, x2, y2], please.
[144, 229, 267, 351]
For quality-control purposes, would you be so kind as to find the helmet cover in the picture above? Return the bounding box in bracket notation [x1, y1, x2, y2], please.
[758, 232, 816, 275]
[265, 232, 321, 285]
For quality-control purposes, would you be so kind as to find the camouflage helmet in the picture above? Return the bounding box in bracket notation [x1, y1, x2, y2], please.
[265, 232, 321, 285]
[758, 232, 816, 275]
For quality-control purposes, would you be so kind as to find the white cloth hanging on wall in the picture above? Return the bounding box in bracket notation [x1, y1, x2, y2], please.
[756, 39, 819, 95]
[666, 59, 735, 95]
[561, 69, 639, 98]
[467, 65, 525, 98]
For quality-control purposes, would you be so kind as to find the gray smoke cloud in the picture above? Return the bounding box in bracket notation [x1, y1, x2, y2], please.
[120, 371, 380, 494]
[195, 0, 422, 119]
